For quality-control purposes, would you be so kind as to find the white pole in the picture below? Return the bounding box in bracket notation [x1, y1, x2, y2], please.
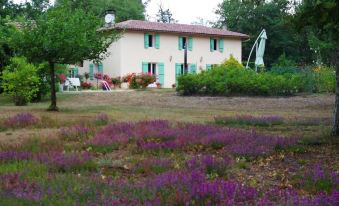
[246, 29, 266, 69]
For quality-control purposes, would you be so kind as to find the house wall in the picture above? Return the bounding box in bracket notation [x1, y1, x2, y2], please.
[81, 31, 243, 88]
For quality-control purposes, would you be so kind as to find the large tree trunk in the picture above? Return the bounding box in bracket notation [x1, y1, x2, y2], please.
[48, 61, 58, 111]
[332, 49, 339, 135]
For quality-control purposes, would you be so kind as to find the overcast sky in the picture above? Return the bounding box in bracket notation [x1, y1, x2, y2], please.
[13, 0, 222, 24]
[146, 0, 222, 24]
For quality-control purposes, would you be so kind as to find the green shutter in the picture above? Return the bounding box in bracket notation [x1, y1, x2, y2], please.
[219, 38, 224, 53]
[142, 62, 148, 73]
[98, 64, 103, 73]
[144, 33, 149, 49]
[89, 64, 94, 80]
[157, 63, 165, 87]
[210, 38, 214, 52]
[188, 37, 193, 51]
[190, 64, 197, 74]
[206, 64, 212, 71]
[74, 68, 79, 77]
[178, 36, 183, 50]
[155, 34, 160, 49]
[175, 63, 182, 84]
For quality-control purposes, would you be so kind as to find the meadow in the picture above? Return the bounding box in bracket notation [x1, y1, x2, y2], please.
[0, 90, 338, 205]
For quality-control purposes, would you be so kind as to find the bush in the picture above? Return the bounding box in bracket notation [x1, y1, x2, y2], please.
[177, 57, 334, 96]
[314, 66, 335, 93]
[123, 73, 156, 89]
[1, 57, 40, 105]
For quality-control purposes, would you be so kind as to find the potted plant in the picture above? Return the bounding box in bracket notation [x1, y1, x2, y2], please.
[156, 82, 162, 89]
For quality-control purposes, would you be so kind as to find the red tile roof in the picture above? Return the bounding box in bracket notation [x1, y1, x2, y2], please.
[102, 20, 249, 39]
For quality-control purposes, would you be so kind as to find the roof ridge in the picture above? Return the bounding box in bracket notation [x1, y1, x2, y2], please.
[111, 20, 249, 39]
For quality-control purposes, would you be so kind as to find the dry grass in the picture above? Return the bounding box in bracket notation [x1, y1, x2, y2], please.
[0, 90, 335, 144]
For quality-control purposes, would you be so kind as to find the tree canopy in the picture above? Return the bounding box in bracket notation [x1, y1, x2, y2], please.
[15, 1, 118, 110]
[215, 0, 310, 66]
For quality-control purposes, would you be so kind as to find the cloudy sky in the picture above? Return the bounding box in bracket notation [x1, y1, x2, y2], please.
[146, 0, 223, 24]
[13, 0, 222, 24]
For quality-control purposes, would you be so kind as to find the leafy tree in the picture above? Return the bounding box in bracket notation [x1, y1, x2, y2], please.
[55, 0, 146, 22]
[215, 0, 306, 66]
[156, 4, 176, 23]
[294, 0, 338, 135]
[16, 2, 118, 111]
[1, 57, 40, 106]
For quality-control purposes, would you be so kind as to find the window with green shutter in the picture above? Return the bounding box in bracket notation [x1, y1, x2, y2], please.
[142, 62, 148, 73]
[155, 34, 160, 49]
[98, 64, 103, 74]
[144, 33, 149, 49]
[74, 68, 79, 77]
[178, 36, 183, 50]
[190, 64, 197, 74]
[219, 38, 224, 53]
[157, 63, 165, 87]
[188, 37, 193, 51]
[89, 64, 94, 80]
[175, 63, 182, 84]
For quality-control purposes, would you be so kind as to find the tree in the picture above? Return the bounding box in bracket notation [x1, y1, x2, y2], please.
[156, 4, 176, 23]
[294, 0, 338, 135]
[16, 2, 118, 111]
[55, 0, 146, 22]
[215, 0, 306, 66]
[1, 57, 40, 106]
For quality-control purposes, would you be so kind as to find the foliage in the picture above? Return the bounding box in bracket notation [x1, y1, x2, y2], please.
[81, 82, 92, 89]
[111, 76, 121, 86]
[177, 57, 335, 96]
[156, 4, 176, 23]
[216, 0, 306, 66]
[15, 2, 118, 110]
[124, 73, 156, 89]
[56, 0, 146, 23]
[1, 57, 40, 105]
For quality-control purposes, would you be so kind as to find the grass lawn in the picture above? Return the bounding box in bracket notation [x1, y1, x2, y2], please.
[0, 90, 338, 205]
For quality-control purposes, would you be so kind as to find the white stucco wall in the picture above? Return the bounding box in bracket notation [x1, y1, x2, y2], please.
[81, 31, 243, 88]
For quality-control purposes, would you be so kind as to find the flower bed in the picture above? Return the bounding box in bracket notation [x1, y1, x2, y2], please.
[90, 120, 297, 156]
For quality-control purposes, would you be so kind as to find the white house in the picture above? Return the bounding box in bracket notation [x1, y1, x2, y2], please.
[71, 20, 248, 88]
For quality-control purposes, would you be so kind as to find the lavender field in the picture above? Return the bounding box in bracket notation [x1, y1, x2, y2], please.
[0, 91, 338, 205]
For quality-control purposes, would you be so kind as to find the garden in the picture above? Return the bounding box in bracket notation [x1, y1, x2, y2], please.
[0, 91, 337, 205]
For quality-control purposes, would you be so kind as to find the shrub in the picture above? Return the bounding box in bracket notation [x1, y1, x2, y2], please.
[81, 82, 92, 89]
[1, 57, 40, 106]
[177, 57, 335, 96]
[299, 164, 338, 194]
[314, 66, 335, 93]
[4, 113, 39, 128]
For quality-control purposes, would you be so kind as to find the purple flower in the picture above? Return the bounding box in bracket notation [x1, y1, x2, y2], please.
[59, 124, 89, 141]
[0, 151, 33, 162]
[5, 112, 39, 128]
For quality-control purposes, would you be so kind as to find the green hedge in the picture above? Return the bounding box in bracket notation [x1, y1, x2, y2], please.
[177, 59, 335, 96]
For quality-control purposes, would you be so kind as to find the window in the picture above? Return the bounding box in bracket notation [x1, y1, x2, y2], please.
[181, 37, 187, 49]
[212, 38, 218, 51]
[148, 63, 157, 75]
[148, 34, 154, 47]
